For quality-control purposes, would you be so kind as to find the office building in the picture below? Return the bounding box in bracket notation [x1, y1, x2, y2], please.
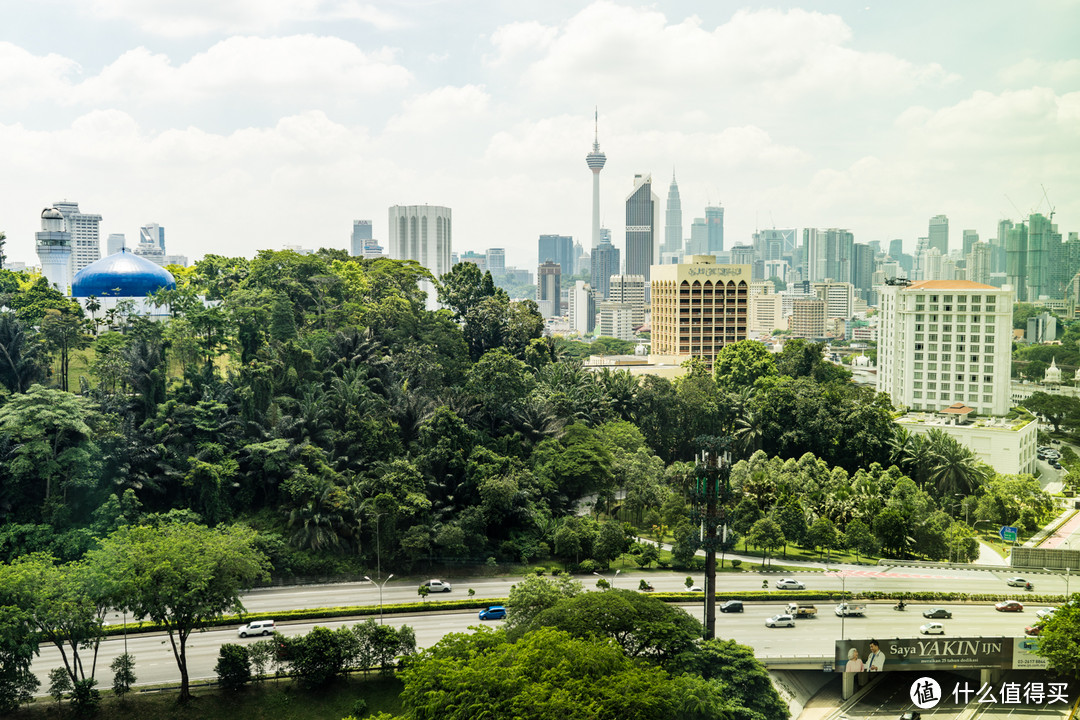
[591, 239, 620, 300]
[350, 220, 372, 257]
[790, 298, 827, 338]
[962, 230, 979, 260]
[569, 281, 596, 335]
[1006, 223, 1029, 302]
[649, 255, 749, 367]
[597, 302, 635, 341]
[625, 174, 659, 293]
[609, 274, 647, 326]
[106, 233, 126, 256]
[889, 238, 904, 260]
[140, 223, 165, 253]
[749, 288, 784, 336]
[538, 234, 574, 277]
[993, 220, 1012, 274]
[1026, 312, 1057, 344]
[705, 205, 724, 253]
[53, 201, 101, 277]
[134, 233, 165, 266]
[928, 214, 949, 255]
[804, 228, 854, 284]
[729, 244, 754, 267]
[877, 279, 1013, 416]
[164, 254, 188, 267]
[487, 248, 506, 274]
[537, 261, 561, 318]
[663, 173, 682, 256]
[388, 205, 452, 309]
[586, 110, 607, 248]
[458, 251, 487, 270]
[35, 207, 73, 293]
[686, 217, 708, 256]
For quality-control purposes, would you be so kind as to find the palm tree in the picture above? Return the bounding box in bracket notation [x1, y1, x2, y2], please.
[288, 484, 347, 552]
[926, 428, 990, 497]
[733, 406, 764, 458]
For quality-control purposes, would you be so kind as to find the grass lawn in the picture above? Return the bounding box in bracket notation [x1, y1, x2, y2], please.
[15, 675, 403, 720]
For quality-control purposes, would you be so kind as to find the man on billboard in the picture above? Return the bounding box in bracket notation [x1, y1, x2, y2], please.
[865, 639, 886, 672]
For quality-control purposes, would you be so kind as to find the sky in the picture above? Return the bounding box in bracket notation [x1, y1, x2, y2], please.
[2, 1, 1079, 272]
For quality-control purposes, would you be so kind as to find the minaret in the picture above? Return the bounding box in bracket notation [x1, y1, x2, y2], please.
[585, 108, 606, 249]
[36, 207, 73, 293]
[664, 170, 682, 257]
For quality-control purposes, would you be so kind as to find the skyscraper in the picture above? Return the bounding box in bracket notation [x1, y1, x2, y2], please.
[962, 229, 979, 260]
[140, 223, 165, 252]
[705, 205, 724, 253]
[350, 220, 372, 257]
[625, 174, 659, 294]
[1006, 222, 1029, 301]
[804, 228, 854, 283]
[664, 173, 682, 256]
[53, 200, 101, 276]
[537, 261, 561, 318]
[388, 205, 452, 309]
[591, 239, 620, 300]
[487, 248, 506, 274]
[106, 233, 126, 256]
[538, 234, 574, 277]
[928, 214, 949, 255]
[586, 109, 606, 249]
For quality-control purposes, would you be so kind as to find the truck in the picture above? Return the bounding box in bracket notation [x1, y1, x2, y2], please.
[834, 602, 867, 617]
[785, 602, 817, 618]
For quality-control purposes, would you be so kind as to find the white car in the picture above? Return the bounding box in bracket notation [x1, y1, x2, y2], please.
[1036, 607, 1057, 620]
[1006, 577, 1029, 587]
[238, 620, 276, 637]
[765, 614, 796, 628]
[421, 579, 453, 592]
[776, 578, 806, 590]
[688, 585, 704, 592]
[920, 622, 945, 635]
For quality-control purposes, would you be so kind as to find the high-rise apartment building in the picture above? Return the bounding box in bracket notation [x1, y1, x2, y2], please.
[877, 280, 1013, 416]
[928, 214, 949, 255]
[569, 281, 596, 335]
[591, 239, 620, 300]
[663, 174, 682, 256]
[1006, 223, 1029, 301]
[852, 243, 875, 304]
[687, 218, 708, 256]
[649, 256, 748, 367]
[389, 205, 452, 309]
[597, 302, 635, 340]
[625, 175, 659, 293]
[962, 230, 979, 260]
[705, 206, 724, 253]
[537, 261, 561, 318]
[748, 284, 783, 336]
[538, 234, 575, 277]
[53, 201, 101, 276]
[790, 298, 827, 339]
[609, 274, 646, 327]
[1026, 213, 1064, 301]
[967, 242, 992, 285]
[812, 281, 855, 319]
[586, 110, 607, 249]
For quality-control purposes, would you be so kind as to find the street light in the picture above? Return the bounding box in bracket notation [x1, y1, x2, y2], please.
[828, 569, 848, 639]
[592, 569, 620, 588]
[364, 574, 394, 624]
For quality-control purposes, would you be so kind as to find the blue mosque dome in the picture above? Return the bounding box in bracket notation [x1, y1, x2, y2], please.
[71, 248, 177, 298]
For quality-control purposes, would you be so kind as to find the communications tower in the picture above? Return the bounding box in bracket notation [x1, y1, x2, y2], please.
[585, 109, 606, 249]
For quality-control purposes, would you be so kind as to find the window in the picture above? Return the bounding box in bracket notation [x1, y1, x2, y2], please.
[928, 382, 937, 389]
[930, 314, 939, 322]
[957, 344, 965, 352]
[970, 355, 977, 362]
[985, 345, 994, 354]
[914, 372, 923, 379]
[940, 383, 949, 390]
[944, 305, 952, 311]
[944, 295, 953, 302]
[942, 354, 951, 361]
[970, 375, 977, 382]
[931, 295, 939, 302]
[914, 362, 923, 369]
[956, 374, 964, 381]
[984, 375, 993, 383]
[943, 344, 951, 351]
[913, 381, 923, 388]
[915, 353, 924, 361]
[916, 314, 925, 321]
[914, 391, 923, 398]
[916, 324, 924, 332]
[929, 334, 938, 342]
[914, 343, 924, 351]
[983, 395, 993, 403]
[972, 315, 980, 323]
[928, 353, 937, 360]
[928, 372, 937, 379]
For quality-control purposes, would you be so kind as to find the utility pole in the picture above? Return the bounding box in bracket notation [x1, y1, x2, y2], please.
[691, 435, 733, 640]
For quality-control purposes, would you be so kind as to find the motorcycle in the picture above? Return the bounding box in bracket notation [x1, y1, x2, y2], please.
[1025, 583, 1034, 591]
[893, 602, 907, 611]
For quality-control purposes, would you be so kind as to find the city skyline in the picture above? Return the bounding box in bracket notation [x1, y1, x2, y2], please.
[1, 2, 1078, 271]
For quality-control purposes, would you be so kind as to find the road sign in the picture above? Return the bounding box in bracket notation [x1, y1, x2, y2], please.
[999, 526, 1018, 543]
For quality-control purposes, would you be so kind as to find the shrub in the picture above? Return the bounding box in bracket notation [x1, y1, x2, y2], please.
[731, 559, 742, 569]
[70, 679, 101, 718]
[215, 644, 252, 691]
[577, 559, 600, 574]
[532, 566, 546, 576]
[352, 698, 369, 717]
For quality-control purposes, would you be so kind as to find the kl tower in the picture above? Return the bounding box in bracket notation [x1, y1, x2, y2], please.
[585, 108, 606, 249]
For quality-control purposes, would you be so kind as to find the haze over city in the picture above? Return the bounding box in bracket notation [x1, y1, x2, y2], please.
[1, 0, 1078, 268]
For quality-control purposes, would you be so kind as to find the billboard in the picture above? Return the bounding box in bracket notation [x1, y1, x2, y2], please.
[835, 637, 1046, 672]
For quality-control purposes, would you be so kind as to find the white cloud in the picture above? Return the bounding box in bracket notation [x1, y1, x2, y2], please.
[385, 85, 491, 135]
[82, 36, 410, 104]
[492, 3, 955, 105]
[1000, 58, 1080, 87]
[85, 0, 405, 36]
[0, 42, 82, 109]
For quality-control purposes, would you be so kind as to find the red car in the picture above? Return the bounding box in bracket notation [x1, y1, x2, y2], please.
[995, 601, 1024, 612]
[1024, 625, 1041, 636]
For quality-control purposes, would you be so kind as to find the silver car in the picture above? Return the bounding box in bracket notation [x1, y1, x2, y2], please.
[766, 613, 796, 628]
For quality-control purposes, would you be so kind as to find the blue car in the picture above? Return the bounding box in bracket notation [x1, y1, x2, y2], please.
[479, 606, 506, 620]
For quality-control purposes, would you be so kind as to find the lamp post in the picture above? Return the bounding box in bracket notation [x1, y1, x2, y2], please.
[115, 610, 128, 654]
[364, 574, 394, 624]
[592, 569, 620, 588]
[829, 570, 848, 639]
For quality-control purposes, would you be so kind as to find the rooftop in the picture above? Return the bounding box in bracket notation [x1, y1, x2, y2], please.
[896, 411, 1035, 432]
[904, 280, 998, 290]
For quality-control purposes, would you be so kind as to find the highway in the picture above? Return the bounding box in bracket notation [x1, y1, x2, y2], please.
[38, 599, 1044, 691]
[228, 565, 1077, 617]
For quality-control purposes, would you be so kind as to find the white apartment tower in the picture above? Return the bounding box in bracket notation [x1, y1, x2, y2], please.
[877, 280, 1013, 416]
[388, 205, 452, 310]
[53, 200, 101, 276]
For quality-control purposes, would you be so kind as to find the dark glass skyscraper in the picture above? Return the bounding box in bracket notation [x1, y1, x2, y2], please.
[538, 234, 574, 277]
[705, 205, 724, 253]
[591, 238, 620, 300]
[625, 174, 658, 290]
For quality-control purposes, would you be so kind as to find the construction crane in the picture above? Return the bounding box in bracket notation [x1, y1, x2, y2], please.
[1042, 184, 1056, 222]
